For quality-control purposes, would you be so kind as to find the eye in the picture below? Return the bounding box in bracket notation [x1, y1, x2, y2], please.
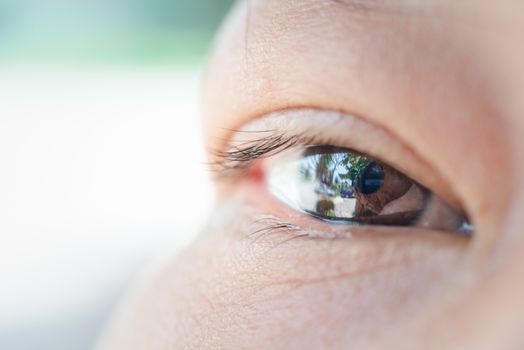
[266, 145, 472, 234]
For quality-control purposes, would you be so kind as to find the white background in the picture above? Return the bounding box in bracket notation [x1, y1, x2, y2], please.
[0, 66, 213, 350]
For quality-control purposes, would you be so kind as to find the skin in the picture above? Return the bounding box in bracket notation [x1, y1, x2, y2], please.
[98, 0, 524, 349]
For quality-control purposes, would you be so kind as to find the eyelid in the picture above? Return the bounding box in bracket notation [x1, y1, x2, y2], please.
[211, 108, 464, 214]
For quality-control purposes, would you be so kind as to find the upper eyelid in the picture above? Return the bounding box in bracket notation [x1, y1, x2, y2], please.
[210, 109, 413, 180]
[209, 108, 465, 213]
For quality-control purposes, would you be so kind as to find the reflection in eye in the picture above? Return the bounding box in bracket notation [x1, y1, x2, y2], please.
[267, 146, 472, 234]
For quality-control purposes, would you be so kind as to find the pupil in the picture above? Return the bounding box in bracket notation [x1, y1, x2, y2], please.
[357, 162, 384, 194]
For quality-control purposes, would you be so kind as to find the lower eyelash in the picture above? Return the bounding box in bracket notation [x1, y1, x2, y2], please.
[246, 216, 347, 245]
[248, 217, 304, 241]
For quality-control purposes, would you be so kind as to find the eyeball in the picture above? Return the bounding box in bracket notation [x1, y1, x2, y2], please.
[266, 145, 471, 234]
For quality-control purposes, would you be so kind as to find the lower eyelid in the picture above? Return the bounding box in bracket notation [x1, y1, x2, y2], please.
[229, 177, 470, 244]
[215, 194, 470, 290]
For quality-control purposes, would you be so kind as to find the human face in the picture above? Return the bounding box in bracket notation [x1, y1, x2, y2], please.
[99, 1, 524, 349]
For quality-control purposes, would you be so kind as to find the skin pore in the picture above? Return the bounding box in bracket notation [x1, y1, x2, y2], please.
[98, 1, 524, 349]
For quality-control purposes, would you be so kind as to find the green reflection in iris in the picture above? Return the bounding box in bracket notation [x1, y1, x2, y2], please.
[299, 151, 373, 198]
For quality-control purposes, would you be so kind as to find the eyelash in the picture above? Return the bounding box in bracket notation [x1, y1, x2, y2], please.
[246, 215, 352, 242]
[247, 216, 309, 243]
[210, 130, 318, 177]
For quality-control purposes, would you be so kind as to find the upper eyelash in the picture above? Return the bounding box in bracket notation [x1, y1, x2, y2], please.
[209, 130, 313, 177]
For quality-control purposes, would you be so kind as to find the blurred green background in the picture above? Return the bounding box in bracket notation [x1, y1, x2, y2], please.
[0, 0, 235, 66]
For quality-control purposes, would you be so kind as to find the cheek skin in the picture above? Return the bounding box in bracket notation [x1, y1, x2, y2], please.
[98, 199, 469, 350]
